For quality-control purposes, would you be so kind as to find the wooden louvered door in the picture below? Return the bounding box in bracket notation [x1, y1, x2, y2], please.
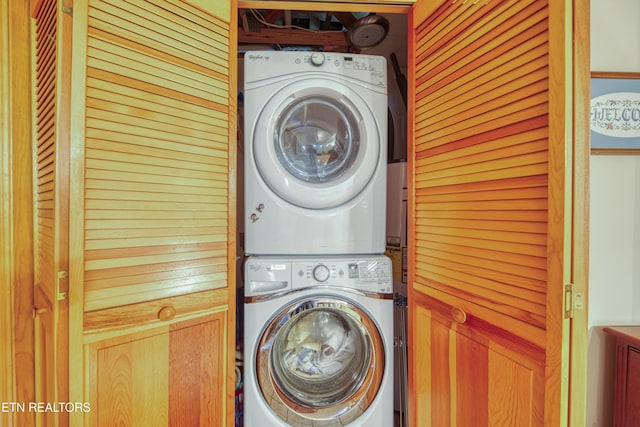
[32, 1, 72, 425]
[62, 0, 237, 425]
[408, 0, 586, 425]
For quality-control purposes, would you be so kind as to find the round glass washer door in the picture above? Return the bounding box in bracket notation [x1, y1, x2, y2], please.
[256, 297, 385, 426]
[252, 78, 380, 209]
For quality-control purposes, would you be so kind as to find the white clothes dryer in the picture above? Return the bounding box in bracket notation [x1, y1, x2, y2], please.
[243, 51, 388, 255]
[243, 255, 393, 427]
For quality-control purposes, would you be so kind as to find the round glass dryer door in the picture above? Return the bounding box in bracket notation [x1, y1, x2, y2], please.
[253, 78, 380, 209]
[276, 96, 359, 184]
[256, 297, 385, 426]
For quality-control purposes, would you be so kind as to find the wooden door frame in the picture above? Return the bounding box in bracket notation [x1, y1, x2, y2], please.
[1, 1, 36, 426]
[546, 0, 589, 424]
[569, 0, 590, 425]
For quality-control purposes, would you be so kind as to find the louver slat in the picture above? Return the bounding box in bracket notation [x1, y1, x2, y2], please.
[413, 0, 549, 347]
[83, 0, 231, 311]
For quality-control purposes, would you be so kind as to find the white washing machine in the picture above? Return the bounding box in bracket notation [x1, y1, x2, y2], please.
[244, 255, 393, 427]
[243, 51, 388, 256]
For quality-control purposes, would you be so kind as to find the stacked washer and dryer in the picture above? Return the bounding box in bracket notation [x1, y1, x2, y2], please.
[243, 51, 393, 427]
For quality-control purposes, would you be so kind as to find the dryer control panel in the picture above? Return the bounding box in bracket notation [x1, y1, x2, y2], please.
[245, 255, 392, 296]
[244, 50, 387, 89]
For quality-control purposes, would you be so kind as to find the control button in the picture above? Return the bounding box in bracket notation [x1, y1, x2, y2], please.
[310, 52, 325, 66]
[312, 264, 331, 282]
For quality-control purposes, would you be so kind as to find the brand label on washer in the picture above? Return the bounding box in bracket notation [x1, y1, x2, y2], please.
[246, 53, 270, 62]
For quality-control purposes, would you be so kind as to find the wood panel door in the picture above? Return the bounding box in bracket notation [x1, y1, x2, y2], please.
[32, 1, 73, 425]
[60, 0, 238, 424]
[407, 0, 587, 425]
[85, 313, 227, 426]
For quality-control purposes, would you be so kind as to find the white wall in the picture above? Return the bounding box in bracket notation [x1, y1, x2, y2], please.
[590, 157, 640, 325]
[588, 1, 640, 425]
[591, 0, 640, 72]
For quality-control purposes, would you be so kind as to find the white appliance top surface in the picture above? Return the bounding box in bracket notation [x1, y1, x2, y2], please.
[244, 51, 387, 88]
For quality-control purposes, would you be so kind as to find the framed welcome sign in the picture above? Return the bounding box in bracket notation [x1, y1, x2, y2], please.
[591, 72, 640, 154]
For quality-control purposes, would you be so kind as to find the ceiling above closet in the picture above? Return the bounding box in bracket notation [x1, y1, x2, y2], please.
[238, 9, 390, 52]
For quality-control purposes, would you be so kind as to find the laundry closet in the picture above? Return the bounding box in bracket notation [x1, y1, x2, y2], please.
[18, 0, 588, 426]
[234, 0, 588, 425]
[235, 10, 409, 427]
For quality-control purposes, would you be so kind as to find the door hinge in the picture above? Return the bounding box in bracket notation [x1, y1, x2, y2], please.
[564, 283, 584, 319]
[56, 270, 68, 301]
[61, 4, 72, 15]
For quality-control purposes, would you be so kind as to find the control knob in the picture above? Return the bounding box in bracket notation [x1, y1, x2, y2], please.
[312, 264, 331, 282]
[310, 52, 325, 66]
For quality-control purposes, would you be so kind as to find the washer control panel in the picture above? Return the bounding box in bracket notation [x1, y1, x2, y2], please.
[293, 258, 392, 293]
[245, 256, 392, 296]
